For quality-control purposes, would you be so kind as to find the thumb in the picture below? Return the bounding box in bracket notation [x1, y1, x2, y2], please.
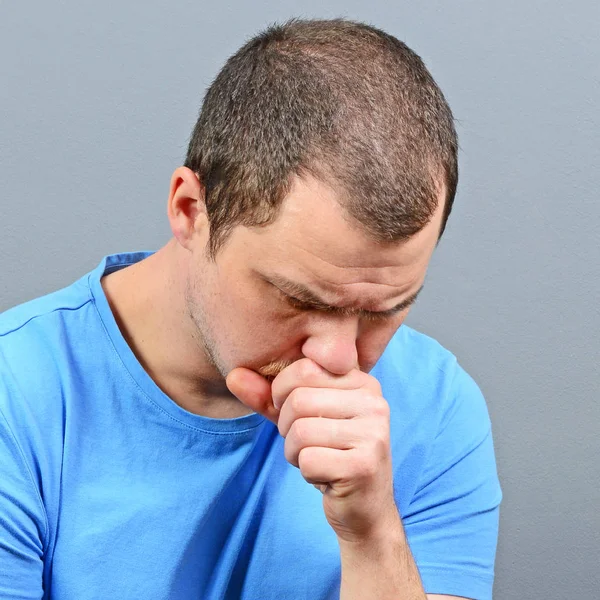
[226, 367, 279, 425]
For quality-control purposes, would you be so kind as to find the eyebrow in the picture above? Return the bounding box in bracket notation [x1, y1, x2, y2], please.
[264, 274, 424, 318]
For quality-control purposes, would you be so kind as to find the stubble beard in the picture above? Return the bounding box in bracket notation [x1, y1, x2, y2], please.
[184, 276, 297, 383]
[184, 278, 231, 380]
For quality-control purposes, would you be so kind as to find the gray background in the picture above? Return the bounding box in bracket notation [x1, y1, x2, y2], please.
[1, 1, 598, 598]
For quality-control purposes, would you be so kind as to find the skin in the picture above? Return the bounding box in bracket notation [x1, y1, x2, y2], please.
[101, 167, 466, 600]
[102, 167, 439, 418]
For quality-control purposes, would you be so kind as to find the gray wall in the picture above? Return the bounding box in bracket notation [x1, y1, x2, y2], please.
[1, 1, 598, 598]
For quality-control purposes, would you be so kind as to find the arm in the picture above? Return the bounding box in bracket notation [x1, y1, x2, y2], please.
[399, 363, 502, 600]
[338, 360, 501, 600]
[0, 381, 45, 599]
[338, 522, 472, 600]
[339, 518, 426, 600]
[227, 358, 500, 600]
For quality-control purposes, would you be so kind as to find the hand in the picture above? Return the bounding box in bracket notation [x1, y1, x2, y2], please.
[226, 358, 401, 544]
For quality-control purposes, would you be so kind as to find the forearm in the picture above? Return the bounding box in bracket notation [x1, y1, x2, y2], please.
[339, 518, 427, 600]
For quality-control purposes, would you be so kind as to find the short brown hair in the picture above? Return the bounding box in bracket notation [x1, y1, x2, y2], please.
[184, 18, 458, 259]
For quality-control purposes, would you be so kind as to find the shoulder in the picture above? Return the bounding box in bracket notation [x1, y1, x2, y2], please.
[0, 270, 93, 340]
[372, 325, 484, 426]
[0, 282, 95, 560]
[0, 272, 94, 384]
[373, 325, 494, 484]
[374, 324, 468, 381]
[382, 328, 502, 600]
[0, 272, 96, 445]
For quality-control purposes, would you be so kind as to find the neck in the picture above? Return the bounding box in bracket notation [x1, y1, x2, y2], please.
[101, 239, 254, 419]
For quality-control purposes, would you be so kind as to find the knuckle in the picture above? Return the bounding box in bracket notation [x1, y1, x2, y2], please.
[297, 446, 315, 471]
[370, 396, 390, 418]
[283, 440, 296, 465]
[359, 393, 390, 420]
[288, 388, 304, 414]
[277, 413, 292, 438]
[299, 358, 320, 380]
[362, 375, 382, 396]
[367, 419, 390, 452]
[349, 453, 368, 479]
[373, 433, 389, 458]
[291, 419, 309, 445]
[357, 455, 379, 479]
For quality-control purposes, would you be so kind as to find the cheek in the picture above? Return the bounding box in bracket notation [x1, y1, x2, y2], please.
[225, 287, 304, 347]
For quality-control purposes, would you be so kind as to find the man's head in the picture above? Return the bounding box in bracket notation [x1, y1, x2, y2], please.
[168, 18, 457, 381]
[184, 18, 458, 258]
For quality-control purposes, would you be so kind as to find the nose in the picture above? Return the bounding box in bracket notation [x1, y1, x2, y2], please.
[300, 314, 360, 376]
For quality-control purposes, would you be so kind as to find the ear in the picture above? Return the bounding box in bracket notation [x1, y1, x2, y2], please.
[167, 166, 208, 251]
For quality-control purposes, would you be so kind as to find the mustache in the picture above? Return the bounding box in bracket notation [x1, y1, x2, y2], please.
[257, 359, 297, 382]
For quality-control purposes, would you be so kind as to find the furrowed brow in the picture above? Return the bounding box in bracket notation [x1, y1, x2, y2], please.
[265, 274, 424, 317]
[384, 285, 424, 314]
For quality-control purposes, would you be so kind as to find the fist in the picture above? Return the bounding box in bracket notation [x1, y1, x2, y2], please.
[227, 358, 400, 543]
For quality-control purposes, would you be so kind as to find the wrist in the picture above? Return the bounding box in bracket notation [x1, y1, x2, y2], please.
[337, 510, 405, 557]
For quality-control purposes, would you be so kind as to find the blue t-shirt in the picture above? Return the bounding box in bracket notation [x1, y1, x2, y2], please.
[0, 251, 502, 600]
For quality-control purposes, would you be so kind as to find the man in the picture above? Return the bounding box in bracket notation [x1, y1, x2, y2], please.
[0, 18, 501, 600]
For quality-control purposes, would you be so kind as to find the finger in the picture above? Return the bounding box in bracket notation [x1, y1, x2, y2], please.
[272, 358, 379, 409]
[298, 446, 355, 487]
[284, 417, 361, 467]
[277, 387, 374, 438]
[226, 366, 279, 425]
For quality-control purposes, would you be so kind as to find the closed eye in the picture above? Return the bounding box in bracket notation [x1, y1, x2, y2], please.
[278, 288, 400, 322]
[279, 290, 317, 312]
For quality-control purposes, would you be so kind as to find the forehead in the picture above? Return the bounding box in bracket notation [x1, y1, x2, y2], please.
[238, 175, 444, 290]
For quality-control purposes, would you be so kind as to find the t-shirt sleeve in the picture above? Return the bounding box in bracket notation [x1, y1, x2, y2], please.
[0, 379, 46, 599]
[402, 362, 503, 600]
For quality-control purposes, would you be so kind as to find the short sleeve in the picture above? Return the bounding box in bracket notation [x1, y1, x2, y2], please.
[402, 363, 503, 600]
[0, 377, 46, 599]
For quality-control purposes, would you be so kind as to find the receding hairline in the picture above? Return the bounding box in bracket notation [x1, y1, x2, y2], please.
[186, 17, 458, 258]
